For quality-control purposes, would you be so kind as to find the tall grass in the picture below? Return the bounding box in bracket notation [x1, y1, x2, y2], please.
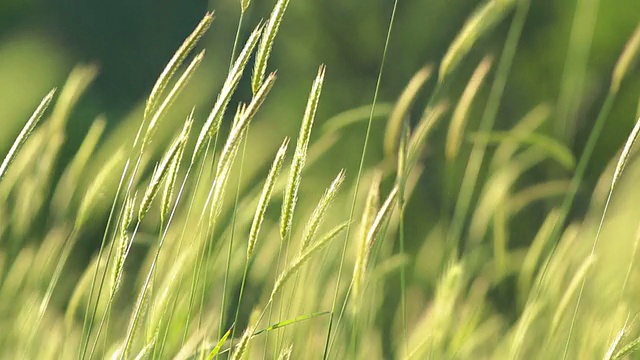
[1, 1, 640, 359]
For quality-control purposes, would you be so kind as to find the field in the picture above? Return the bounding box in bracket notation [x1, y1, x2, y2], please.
[1, 0, 640, 358]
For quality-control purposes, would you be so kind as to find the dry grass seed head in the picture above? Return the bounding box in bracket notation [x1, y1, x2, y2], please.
[52, 116, 106, 213]
[49, 65, 98, 131]
[407, 102, 449, 172]
[353, 185, 396, 308]
[241, 0, 251, 14]
[278, 345, 293, 360]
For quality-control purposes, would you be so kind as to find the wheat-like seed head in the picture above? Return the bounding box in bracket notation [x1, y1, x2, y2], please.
[142, 50, 204, 151]
[300, 169, 345, 252]
[270, 221, 347, 302]
[277, 345, 293, 360]
[192, 23, 264, 164]
[230, 325, 254, 360]
[281, 65, 326, 241]
[0, 89, 55, 184]
[248, 138, 290, 260]
[252, 0, 291, 94]
[111, 194, 136, 297]
[145, 12, 214, 121]
[160, 110, 194, 223]
[138, 133, 187, 222]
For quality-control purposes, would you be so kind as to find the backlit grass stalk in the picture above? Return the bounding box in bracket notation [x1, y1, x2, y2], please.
[182, 74, 276, 343]
[141, 50, 204, 152]
[554, 24, 640, 355]
[396, 124, 409, 355]
[0, 89, 55, 184]
[228, 138, 290, 349]
[270, 222, 349, 303]
[323, 2, 399, 357]
[350, 187, 398, 350]
[215, 107, 251, 346]
[145, 12, 214, 121]
[300, 170, 345, 252]
[79, 15, 212, 353]
[88, 120, 190, 358]
[281, 65, 326, 241]
[192, 23, 264, 163]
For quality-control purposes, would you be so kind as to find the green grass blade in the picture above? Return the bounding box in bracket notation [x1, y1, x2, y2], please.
[206, 325, 233, 360]
[252, 311, 329, 337]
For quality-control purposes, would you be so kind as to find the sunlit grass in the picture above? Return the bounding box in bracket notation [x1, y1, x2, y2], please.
[1, 1, 640, 359]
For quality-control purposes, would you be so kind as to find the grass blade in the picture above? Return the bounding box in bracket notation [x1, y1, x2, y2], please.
[252, 311, 329, 336]
[206, 325, 233, 360]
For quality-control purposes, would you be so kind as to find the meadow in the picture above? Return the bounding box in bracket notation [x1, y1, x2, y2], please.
[1, 0, 640, 358]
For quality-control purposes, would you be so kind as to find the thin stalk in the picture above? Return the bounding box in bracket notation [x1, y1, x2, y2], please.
[219, 134, 250, 345]
[263, 243, 284, 359]
[79, 155, 139, 359]
[322, 0, 399, 358]
[155, 141, 214, 358]
[561, 90, 617, 359]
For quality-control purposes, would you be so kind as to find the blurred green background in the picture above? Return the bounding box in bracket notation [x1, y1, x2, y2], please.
[0, 0, 638, 266]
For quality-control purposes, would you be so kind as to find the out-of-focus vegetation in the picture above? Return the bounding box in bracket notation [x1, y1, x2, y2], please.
[0, 0, 640, 358]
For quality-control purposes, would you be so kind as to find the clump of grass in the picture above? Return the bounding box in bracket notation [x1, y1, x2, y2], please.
[3, 2, 640, 359]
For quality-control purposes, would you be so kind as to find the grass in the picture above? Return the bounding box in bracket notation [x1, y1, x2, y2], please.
[1, 0, 640, 359]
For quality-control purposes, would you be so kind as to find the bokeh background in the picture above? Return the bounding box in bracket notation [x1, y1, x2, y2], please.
[0, 1, 639, 350]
